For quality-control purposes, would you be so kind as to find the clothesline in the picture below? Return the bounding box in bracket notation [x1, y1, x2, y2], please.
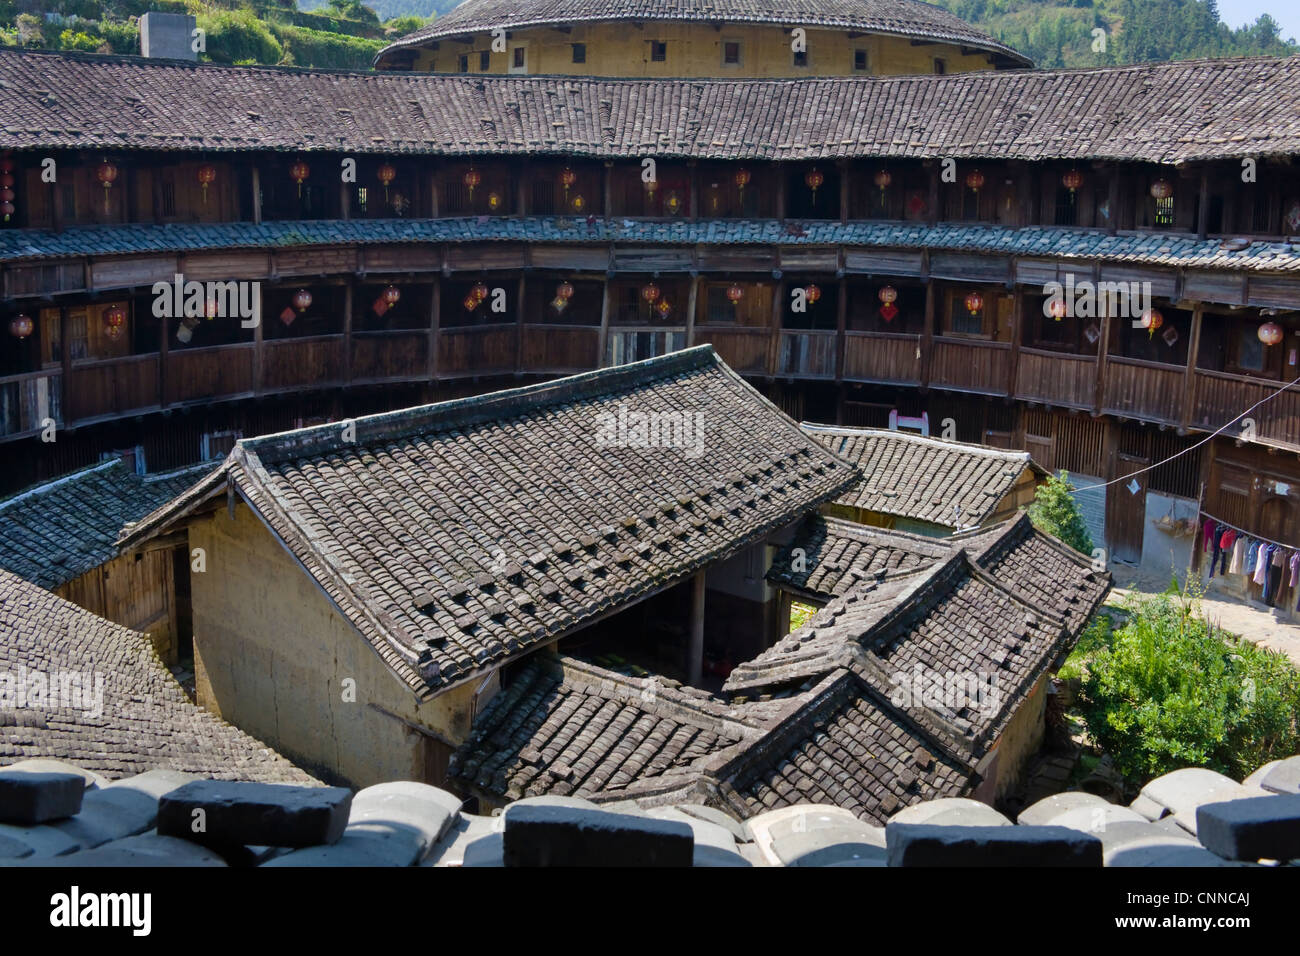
[1199, 511, 1299, 554]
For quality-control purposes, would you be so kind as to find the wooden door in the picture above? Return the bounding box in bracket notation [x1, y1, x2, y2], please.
[1106, 452, 1149, 564]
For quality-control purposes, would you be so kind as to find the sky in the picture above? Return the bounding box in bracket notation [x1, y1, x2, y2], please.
[1216, 0, 1300, 42]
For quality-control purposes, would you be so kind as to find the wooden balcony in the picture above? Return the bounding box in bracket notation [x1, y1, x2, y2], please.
[777, 330, 836, 379]
[165, 343, 255, 406]
[439, 324, 516, 378]
[929, 338, 1011, 396]
[352, 331, 429, 383]
[263, 336, 345, 393]
[843, 332, 920, 385]
[65, 354, 160, 423]
[692, 328, 769, 375]
[0, 369, 61, 438]
[1101, 357, 1183, 426]
[521, 325, 600, 374]
[1192, 369, 1300, 450]
[605, 327, 687, 367]
[1015, 348, 1096, 410]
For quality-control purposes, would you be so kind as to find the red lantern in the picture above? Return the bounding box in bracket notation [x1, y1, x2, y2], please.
[560, 167, 577, 201]
[8, 314, 33, 339]
[878, 286, 898, 305]
[964, 291, 984, 316]
[656, 298, 673, 318]
[204, 298, 219, 320]
[1150, 178, 1173, 201]
[551, 296, 568, 314]
[556, 281, 575, 301]
[104, 324, 123, 341]
[641, 282, 661, 304]
[804, 284, 821, 305]
[734, 167, 752, 194]
[472, 282, 489, 302]
[463, 293, 481, 312]
[293, 289, 313, 313]
[965, 169, 985, 192]
[1139, 308, 1164, 338]
[1062, 169, 1084, 193]
[372, 297, 389, 317]
[377, 162, 396, 201]
[96, 160, 118, 213]
[290, 160, 310, 197]
[1048, 298, 1068, 321]
[880, 303, 899, 323]
[197, 164, 216, 204]
[1258, 322, 1284, 347]
[726, 283, 744, 305]
[805, 168, 824, 203]
[104, 305, 126, 330]
[643, 176, 658, 201]
[279, 307, 296, 327]
[873, 170, 892, 196]
[464, 167, 481, 199]
[382, 285, 401, 306]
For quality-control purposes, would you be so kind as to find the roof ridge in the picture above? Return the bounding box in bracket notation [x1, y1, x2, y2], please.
[802, 422, 1031, 461]
[0, 458, 124, 512]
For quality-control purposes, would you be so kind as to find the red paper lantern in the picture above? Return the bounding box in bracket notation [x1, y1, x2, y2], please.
[377, 162, 396, 201]
[878, 286, 898, 305]
[104, 324, 123, 341]
[726, 283, 744, 305]
[372, 297, 389, 317]
[964, 291, 984, 316]
[471, 282, 489, 302]
[1062, 169, 1084, 193]
[880, 303, 899, 322]
[1149, 178, 1173, 201]
[104, 305, 126, 330]
[874, 170, 892, 195]
[204, 298, 219, 320]
[382, 285, 401, 306]
[804, 284, 822, 305]
[1139, 308, 1164, 337]
[734, 168, 752, 193]
[965, 169, 985, 192]
[560, 167, 577, 199]
[196, 164, 217, 205]
[1258, 321, 1284, 346]
[464, 167, 482, 199]
[805, 168, 824, 202]
[8, 313, 33, 339]
[293, 289, 313, 313]
[556, 282, 575, 301]
[1048, 298, 1068, 321]
[96, 160, 118, 213]
[290, 160, 310, 197]
[641, 282, 661, 304]
[463, 294, 481, 312]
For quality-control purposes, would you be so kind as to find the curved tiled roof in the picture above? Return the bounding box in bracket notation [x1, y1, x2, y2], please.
[377, 0, 1031, 66]
[3, 49, 1300, 163]
[0, 570, 316, 784]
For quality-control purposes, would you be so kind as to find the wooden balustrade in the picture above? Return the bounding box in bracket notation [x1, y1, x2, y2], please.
[0, 369, 61, 438]
[692, 327, 768, 375]
[1192, 369, 1300, 449]
[1101, 357, 1184, 425]
[439, 324, 517, 377]
[842, 332, 920, 384]
[777, 330, 837, 379]
[351, 331, 428, 383]
[521, 325, 600, 373]
[605, 327, 687, 367]
[65, 354, 159, 422]
[262, 336, 345, 392]
[165, 343, 255, 406]
[1015, 348, 1096, 410]
[928, 337, 1011, 396]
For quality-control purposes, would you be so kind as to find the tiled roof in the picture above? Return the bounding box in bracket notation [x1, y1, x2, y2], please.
[805, 424, 1044, 529]
[0, 570, 317, 783]
[0, 460, 207, 590]
[119, 347, 858, 699]
[6, 216, 1300, 275]
[378, 0, 1030, 66]
[770, 511, 1109, 633]
[2, 49, 1299, 163]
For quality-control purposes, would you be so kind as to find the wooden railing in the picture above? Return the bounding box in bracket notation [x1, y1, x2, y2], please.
[0, 369, 61, 438]
[65, 354, 160, 422]
[439, 324, 516, 377]
[165, 343, 255, 405]
[1192, 369, 1300, 449]
[605, 327, 687, 367]
[352, 331, 428, 383]
[929, 338, 1011, 396]
[521, 325, 600, 373]
[263, 336, 345, 392]
[692, 327, 768, 375]
[1015, 348, 1096, 410]
[777, 330, 837, 379]
[1101, 357, 1184, 425]
[842, 331, 920, 384]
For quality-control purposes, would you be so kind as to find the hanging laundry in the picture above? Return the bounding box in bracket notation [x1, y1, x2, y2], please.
[1231, 536, 1247, 575]
[1246, 540, 1261, 575]
[1202, 517, 1218, 553]
[1218, 528, 1237, 576]
[1290, 550, 1300, 588]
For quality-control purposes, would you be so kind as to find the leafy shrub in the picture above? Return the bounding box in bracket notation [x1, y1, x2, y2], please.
[1027, 470, 1094, 556]
[1074, 591, 1300, 784]
[198, 8, 282, 64]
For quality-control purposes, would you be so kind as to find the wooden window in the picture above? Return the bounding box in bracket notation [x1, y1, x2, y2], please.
[572, 43, 586, 63]
[161, 179, 177, 218]
[706, 286, 736, 324]
[793, 49, 808, 68]
[1154, 195, 1174, 227]
[531, 180, 555, 215]
[458, 54, 468, 73]
[480, 50, 491, 70]
[723, 40, 741, 66]
[512, 47, 525, 69]
[651, 41, 667, 62]
[933, 58, 947, 75]
[1054, 187, 1078, 226]
[853, 49, 868, 72]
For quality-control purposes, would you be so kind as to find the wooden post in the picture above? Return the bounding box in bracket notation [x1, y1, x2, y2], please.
[835, 276, 847, 382]
[1106, 164, 1120, 236]
[59, 305, 72, 417]
[251, 279, 264, 395]
[340, 177, 351, 221]
[152, 167, 165, 225]
[1196, 168, 1210, 240]
[685, 274, 700, 347]
[688, 160, 699, 224]
[1007, 286, 1023, 397]
[920, 256, 935, 389]
[603, 161, 613, 221]
[687, 570, 706, 688]
[769, 275, 785, 378]
[927, 162, 940, 227]
[342, 279, 354, 386]
[251, 166, 262, 226]
[1094, 301, 1113, 414]
[775, 163, 787, 224]
[597, 274, 612, 367]
[156, 300, 168, 410]
[430, 164, 440, 218]
[839, 160, 850, 224]
[515, 272, 526, 373]
[1181, 304, 1204, 431]
[428, 274, 441, 381]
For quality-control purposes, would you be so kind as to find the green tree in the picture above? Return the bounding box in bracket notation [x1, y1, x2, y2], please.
[1027, 470, 1094, 556]
[1075, 592, 1300, 783]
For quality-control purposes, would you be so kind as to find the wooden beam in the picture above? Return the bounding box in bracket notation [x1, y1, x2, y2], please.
[1181, 304, 1204, 431]
[1094, 300, 1113, 414]
[1007, 287, 1023, 397]
[835, 275, 847, 382]
[59, 304, 72, 419]
[428, 273, 440, 381]
[688, 160, 699, 224]
[927, 161, 940, 228]
[685, 273, 700, 347]
[342, 278, 354, 386]
[515, 272, 525, 374]
[597, 271, 611, 367]
[775, 162, 787, 225]
[920, 255, 935, 389]
[603, 161, 613, 221]
[1196, 167, 1210, 240]
[1106, 164, 1120, 237]
[769, 274, 785, 378]
[251, 166, 262, 226]
[838, 159, 850, 224]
